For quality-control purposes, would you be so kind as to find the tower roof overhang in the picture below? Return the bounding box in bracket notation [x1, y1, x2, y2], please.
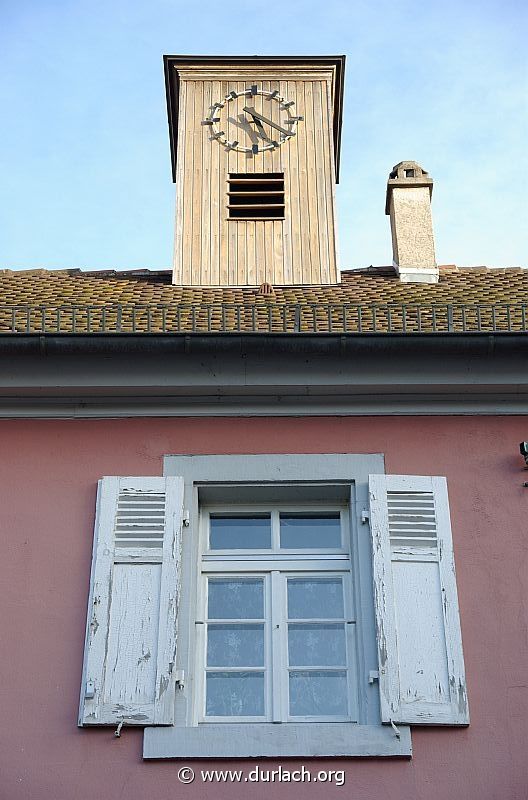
[163, 54, 346, 183]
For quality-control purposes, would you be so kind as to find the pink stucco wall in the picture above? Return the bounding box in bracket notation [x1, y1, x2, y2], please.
[1, 416, 527, 800]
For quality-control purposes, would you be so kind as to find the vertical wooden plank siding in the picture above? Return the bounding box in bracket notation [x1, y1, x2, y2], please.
[191, 81, 203, 283]
[314, 80, 330, 282]
[246, 103, 256, 286]
[172, 80, 186, 284]
[184, 81, 197, 284]
[322, 77, 338, 277]
[201, 80, 212, 286]
[173, 67, 338, 286]
[261, 79, 272, 283]
[280, 79, 293, 285]
[209, 79, 220, 285]
[236, 79, 247, 285]
[219, 79, 229, 287]
[297, 81, 311, 281]
[286, 79, 303, 285]
[271, 78, 284, 285]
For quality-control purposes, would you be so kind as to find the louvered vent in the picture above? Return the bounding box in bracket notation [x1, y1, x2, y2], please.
[387, 491, 438, 549]
[228, 173, 285, 219]
[114, 491, 165, 550]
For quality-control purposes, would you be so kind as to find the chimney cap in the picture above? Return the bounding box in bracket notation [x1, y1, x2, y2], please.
[385, 161, 433, 215]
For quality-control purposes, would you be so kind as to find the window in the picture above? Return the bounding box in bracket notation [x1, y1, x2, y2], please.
[227, 173, 285, 219]
[198, 508, 356, 723]
[79, 455, 468, 760]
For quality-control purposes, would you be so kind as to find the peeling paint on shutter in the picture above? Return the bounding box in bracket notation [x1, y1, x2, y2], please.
[78, 476, 184, 726]
[369, 475, 469, 726]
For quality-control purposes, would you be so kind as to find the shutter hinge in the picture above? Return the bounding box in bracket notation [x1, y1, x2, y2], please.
[85, 679, 95, 699]
[183, 510, 190, 527]
[368, 670, 379, 684]
[361, 509, 370, 524]
[175, 670, 185, 690]
[390, 719, 401, 739]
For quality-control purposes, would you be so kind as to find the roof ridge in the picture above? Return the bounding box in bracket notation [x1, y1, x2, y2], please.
[1, 264, 525, 279]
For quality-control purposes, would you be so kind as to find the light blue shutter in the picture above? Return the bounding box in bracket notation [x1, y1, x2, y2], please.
[78, 476, 184, 726]
[369, 474, 469, 725]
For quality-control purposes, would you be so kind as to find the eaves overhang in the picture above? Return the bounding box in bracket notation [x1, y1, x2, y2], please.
[0, 332, 527, 416]
[0, 331, 526, 356]
[163, 54, 346, 183]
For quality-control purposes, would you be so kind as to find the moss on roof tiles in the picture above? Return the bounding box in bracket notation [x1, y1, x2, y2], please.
[0, 266, 526, 335]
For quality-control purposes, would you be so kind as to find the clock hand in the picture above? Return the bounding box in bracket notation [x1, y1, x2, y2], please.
[243, 106, 293, 137]
[250, 115, 270, 141]
[234, 113, 261, 145]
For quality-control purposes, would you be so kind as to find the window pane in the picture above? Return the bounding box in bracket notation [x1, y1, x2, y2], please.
[206, 672, 265, 717]
[287, 577, 344, 619]
[207, 624, 264, 667]
[280, 513, 341, 549]
[209, 515, 271, 549]
[208, 578, 264, 619]
[288, 623, 346, 666]
[289, 670, 348, 717]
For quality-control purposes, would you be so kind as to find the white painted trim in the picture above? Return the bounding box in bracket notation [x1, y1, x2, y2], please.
[202, 503, 348, 554]
[394, 264, 439, 284]
[270, 570, 283, 722]
[143, 722, 412, 758]
[144, 453, 394, 758]
[199, 505, 355, 724]
[202, 560, 351, 572]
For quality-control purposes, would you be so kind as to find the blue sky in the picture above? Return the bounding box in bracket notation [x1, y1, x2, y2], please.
[1, 0, 526, 272]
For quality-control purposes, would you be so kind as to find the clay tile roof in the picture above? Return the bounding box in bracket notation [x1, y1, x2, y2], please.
[0, 266, 526, 334]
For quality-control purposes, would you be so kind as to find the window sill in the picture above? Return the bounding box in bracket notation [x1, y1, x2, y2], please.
[143, 723, 412, 759]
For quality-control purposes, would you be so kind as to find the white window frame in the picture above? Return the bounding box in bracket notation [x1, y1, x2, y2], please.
[143, 454, 412, 758]
[196, 504, 358, 724]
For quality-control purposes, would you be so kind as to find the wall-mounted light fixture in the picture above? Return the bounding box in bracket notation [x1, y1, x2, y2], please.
[519, 444, 528, 486]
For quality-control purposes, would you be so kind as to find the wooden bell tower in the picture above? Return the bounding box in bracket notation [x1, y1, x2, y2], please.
[164, 56, 345, 287]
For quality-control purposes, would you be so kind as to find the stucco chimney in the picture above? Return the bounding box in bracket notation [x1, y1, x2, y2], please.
[385, 161, 438, 283]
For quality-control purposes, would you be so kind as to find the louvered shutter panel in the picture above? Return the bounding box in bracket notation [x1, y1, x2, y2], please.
[78, 476, 184, 726]
[368, 475, 469, 725]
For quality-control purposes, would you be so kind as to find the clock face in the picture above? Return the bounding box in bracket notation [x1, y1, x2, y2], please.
[203, 85, 303, 154]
